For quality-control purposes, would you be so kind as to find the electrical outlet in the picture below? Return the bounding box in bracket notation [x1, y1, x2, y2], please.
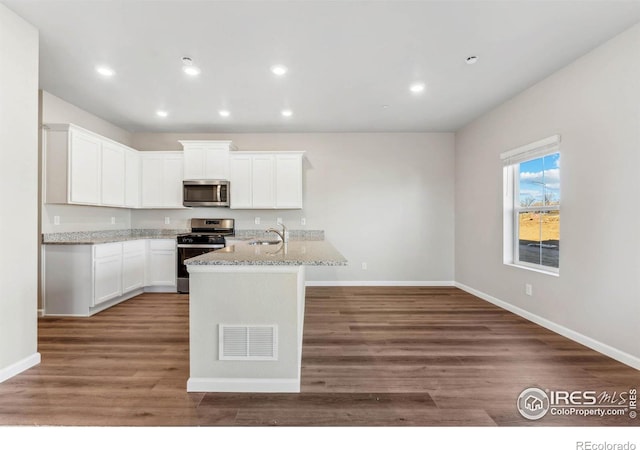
[164, 217, 170, 225]
[362, 262, 368, 270]
[53, 216, 60, 225]
[525, 284, 533, 296]
[110, 217, 116, 225]
[255, 217, 261, 225]
[277, 217, 283, 225]
[300, 217, 306, 226]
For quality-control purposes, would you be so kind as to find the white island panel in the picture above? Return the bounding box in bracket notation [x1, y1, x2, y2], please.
[187, 265, 305, 393]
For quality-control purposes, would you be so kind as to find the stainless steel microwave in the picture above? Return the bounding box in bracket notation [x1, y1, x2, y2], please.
[183, 180, 230, 207]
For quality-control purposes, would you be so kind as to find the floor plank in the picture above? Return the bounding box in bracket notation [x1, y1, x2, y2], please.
[0, 287, 637, 426]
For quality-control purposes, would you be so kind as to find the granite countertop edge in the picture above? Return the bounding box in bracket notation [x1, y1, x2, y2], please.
[42, 229, 325, 245]
[42, 229, 188, 245]
[186, 241, 347, 267]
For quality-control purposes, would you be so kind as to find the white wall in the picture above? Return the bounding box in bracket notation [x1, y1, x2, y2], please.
[41, 91, 132, 233]
[0, 4, 40, 381]
[131, 132, 456, 284]
[455, 24, 640, 366]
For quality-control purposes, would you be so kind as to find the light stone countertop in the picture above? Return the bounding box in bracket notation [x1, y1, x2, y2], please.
[42, 229, 187, 245]
[185, 240, 347, 266]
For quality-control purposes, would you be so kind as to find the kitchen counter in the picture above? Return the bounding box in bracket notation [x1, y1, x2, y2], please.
[42, 229, 188, 244]
[185, 240, 347, 266]
[186, 239, 346, 394]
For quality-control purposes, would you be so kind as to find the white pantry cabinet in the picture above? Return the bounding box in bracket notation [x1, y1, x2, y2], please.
[43, 238, 177, 317]
[140, 152, 185, 208]
[44, 123, 138, 208]
[229, 151, 304, 209]
[181, 140, 236, 180]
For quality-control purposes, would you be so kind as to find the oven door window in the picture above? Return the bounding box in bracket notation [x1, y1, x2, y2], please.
[178, 247, 215, 278]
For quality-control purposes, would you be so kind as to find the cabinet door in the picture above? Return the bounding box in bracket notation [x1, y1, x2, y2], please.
[252, 154, 275, 208]
[204, 148, 230, 180]
[69, 129, 101, 205]
[124, 148, 140, 208]
[101, 141, 126, 207]
[275, 154, 303, 209]
[123, 251, 145, 293]
[163, 156, 184, 208]
[183, 146, 205, 180]
[94, 248, 123, 306]
[147, 240, 176, 287]
[140, 156, 164, 207]
[229, 155, 253, 209]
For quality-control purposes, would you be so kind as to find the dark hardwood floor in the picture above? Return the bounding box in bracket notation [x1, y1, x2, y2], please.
[0, 287, 638, 426]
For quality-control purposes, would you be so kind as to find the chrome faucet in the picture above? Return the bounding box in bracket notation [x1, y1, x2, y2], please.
[266, 223, 288, 243]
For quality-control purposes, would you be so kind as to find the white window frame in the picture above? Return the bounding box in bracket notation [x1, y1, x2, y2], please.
[501, 135, 560, 275]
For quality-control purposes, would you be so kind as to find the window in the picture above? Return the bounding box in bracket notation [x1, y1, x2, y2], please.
[502, 135, 560, 274]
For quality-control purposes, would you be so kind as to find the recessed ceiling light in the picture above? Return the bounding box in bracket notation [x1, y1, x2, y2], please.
[466, 56, 478, 65]
[409, 82, 426, 94]
[96, 66, 115, 77]
[271, 65, 288, 76]
[156, 110, 168, 118]
[281, 109, 293, 117]
[182, 57, 201, 76]
[219, 110, 230, 117]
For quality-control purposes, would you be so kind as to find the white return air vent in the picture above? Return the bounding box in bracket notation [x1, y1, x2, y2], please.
[219, 324, 278, 361]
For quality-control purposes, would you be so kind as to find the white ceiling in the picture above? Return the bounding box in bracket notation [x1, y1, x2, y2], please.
[3, 0, 640, 133]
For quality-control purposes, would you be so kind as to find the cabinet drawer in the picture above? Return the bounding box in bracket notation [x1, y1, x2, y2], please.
[94, 242, 122, 258]
[149, 239, 176, 251]
[123, 239, 146, 254]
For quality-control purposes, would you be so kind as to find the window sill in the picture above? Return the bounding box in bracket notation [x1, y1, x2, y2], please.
[504, 263, 559, 277]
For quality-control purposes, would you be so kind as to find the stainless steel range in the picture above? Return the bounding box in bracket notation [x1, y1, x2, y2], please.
[177, 218, 235, 293]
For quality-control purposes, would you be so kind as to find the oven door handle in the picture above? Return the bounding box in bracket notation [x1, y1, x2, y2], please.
[177, 244, 224, 249]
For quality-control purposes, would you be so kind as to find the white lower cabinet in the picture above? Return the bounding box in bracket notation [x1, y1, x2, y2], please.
[147, 239, 177, 287]
[93, 243, 123, 306]
[44, 239, 177, 316]
[122, 240, 146, 293]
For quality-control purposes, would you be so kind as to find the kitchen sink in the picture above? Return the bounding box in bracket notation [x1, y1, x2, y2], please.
[248, 239, 282, 246]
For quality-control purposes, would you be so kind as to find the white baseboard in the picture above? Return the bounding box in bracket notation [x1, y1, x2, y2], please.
[37, 309, 45, 318]
[144, 286, 177, 293]
[0, 352, 41, 383]
[187, 377, 300, 393]
[455, 282, 640, 371]
[305, 280, 455, 287]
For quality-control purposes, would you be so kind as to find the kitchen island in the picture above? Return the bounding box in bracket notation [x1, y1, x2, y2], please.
[185, 240, 346, 393]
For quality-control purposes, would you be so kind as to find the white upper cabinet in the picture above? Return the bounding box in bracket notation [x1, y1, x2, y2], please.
[181, 140, 236, 180]
[68, 128, 101, 204]
[100, 141, 126, 207]
[229, 153, 253, 209]
[163, 153, 184, 207]
[251, 154, 276, 208]
[44, 124, 137, 209]
[140, 152, 185, 209]
[124, 148, 140, 208]
[275, 154, 304, 208]
[229, 151, 303, 209]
